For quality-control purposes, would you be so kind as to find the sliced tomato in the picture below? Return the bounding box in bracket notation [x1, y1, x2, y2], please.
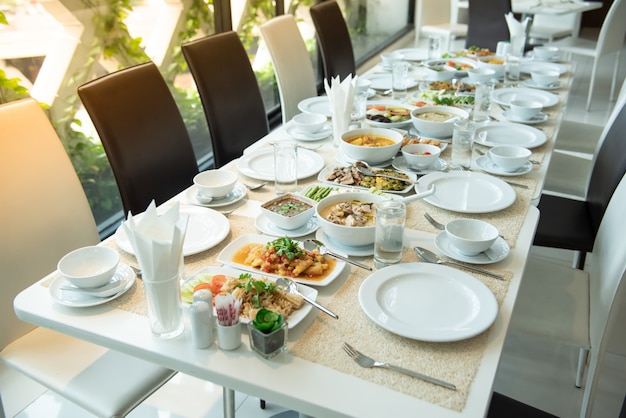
[193, 282, 213, 293]
[208, 274, 227, 294]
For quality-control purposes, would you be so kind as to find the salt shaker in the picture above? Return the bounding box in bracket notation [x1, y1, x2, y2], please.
[190, 298, 214, 349]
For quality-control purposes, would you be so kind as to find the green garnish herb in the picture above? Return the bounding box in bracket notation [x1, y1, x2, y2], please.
[268, 237, 303, 260]
[237, 274, 277, 309]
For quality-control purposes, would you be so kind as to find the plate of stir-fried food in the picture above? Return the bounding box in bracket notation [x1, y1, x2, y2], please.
[217, 235, 347, 287]
[181, 266, 316, 329]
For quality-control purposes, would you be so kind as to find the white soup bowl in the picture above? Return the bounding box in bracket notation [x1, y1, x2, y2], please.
[445, 219, 499, 256]
[488, 145, 532, 172]
[58, 246, 120, 288]
[193, 170, 237, 199]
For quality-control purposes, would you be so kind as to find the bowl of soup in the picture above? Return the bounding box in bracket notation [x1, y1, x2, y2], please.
[340, 127, 402, 164]
[316, 192, 387, 247]
[411, 105, 470, 138]
[476, 55, 506, 78]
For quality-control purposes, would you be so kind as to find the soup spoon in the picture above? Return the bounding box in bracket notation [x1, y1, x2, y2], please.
[303, 239, 372, 271]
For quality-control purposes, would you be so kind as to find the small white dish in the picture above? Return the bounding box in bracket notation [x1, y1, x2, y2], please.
[286, 124, 332, 141]
[50, 263, 135, 307]
[475, 155, 533, 176]
[185, 183, 247, 207]
[315, 229, 374, 257]
[255, 213, 319, 238]
[502, 110, 549, 124]
[435, 231, 509, 264]
[392, 155, 448, 174]
[521, 79, 562, 90]
[59, 274, 128, 298]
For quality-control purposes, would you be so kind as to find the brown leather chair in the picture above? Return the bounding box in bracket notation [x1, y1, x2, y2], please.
[465, 0, 512, 51]
[182, 31, 269, 168]
[533, 97, 626, 269]
[77, 62, 199, 215]
[310, 0, 356, 81]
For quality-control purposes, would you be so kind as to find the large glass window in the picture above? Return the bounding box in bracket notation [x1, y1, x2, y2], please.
[0, 0, 411, 238]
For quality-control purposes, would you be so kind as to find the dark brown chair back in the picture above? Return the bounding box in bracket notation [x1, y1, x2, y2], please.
[182, 31, 269, 168]
[465, 0, 512, 51]
[78, 62, 199, 215]
[310, 1, 356, 81]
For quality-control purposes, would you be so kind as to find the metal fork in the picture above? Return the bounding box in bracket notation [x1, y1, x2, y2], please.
[341, 342, 457, 390]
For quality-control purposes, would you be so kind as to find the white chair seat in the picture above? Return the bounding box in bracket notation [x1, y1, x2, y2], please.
[2, 327, 175, 417]
[542, 150, 593, 199]
[553, 120, 603, 155]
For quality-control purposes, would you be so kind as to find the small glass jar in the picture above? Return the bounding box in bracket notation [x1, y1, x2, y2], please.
[247, 322, 288, 359]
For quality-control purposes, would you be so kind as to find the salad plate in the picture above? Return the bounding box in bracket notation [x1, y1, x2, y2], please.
[237, 148, 325, 181]
[254, 213, 319, 238]
[362, 73, 419, 91]
[115, 206, 230, 256]
[297, 97, 332, 117]
[315, 229, 374, 257]
[475, 155, 533, 176]
[364, 101, 415, 128]
[416, 171, 516, 213]
[501, 110, 549, 125]
[435, 232, 510, 265]
[424, 57, 477, 76]
[474, 122, 547, 148]
[286, 124, 332, 141]
[184, 183, 247, 208]
[318, 163, 417, 194]
[358, 262, 498, 341]
[50, 263, 135, 307]
[491, 87, 559, 108]
[180, 266, 316, 329]
[391, 155, 448, 174]
[216, 234, 346, 287]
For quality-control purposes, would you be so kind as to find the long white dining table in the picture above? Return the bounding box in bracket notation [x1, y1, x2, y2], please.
[13, 55, 576, 417]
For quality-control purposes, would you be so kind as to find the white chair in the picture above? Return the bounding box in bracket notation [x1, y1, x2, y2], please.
[543, 77, 626, 199]
[508, 173, 626, 417]
[414, 0, 468, 52]
[548, 0, 626, 111]
[529, 13, 579, 44]
[260, 15, 318, 124]
[0, 98, 176, 417]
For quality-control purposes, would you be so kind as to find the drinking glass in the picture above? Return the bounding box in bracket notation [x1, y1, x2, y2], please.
[428, 35, 442, 59]
[143, 273, 184, 339]
[351, 90, 369, 129]
[391, 61, 410, 100]
[451, 119, 475, 170]
[374, 200, 406, 267]
[274, 141, 298, 195]
[473, 82, 494, 123]
[505, 54, 521, 85]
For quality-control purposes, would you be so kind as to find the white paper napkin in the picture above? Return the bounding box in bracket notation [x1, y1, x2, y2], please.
[122, 201, 189, 282]
[324, 74, 358, 146]
[505, 12, 531, 56]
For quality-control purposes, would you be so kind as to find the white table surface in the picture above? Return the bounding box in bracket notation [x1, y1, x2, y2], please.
[457, 0, 603, 16]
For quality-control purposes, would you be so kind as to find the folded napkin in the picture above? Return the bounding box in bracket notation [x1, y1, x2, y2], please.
[505, 12, 531, 56]
[324, 74, 358, 147]
[122, 201, 189, 282]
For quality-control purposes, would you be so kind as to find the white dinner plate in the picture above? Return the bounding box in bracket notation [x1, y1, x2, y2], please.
[491, 87, 559, 108]
[115, 206, 230, 256]
[475, 155, 533, 176]
[237, 148, 325, 181]
[286, 125, 332, 141]
[216, 234, 346, 287]
[254, 213, 319, 238]
[184, 183, 247, 208]
[317, 163, 417, 194]
[362, 73, 419, 91]
[315, 229, 374, 257]
[520, 61, 568, 75]
[501, 110, 549, 125]
[435, 232, 510, 265]
[392, 155, 448, 175]
[364, 101, 415, 128]
[475, 122, 547, 148]
[180, 266, 317, 329]
[358, 262, 498, 341]
[394, 47, 430, 62]
[50, 263, 135, 307]
[297, 97, 332, 117]
[416, 171, 516, 213]
[521, 79, 562, 90]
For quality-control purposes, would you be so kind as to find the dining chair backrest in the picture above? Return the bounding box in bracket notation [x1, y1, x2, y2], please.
[77, 62, 199, 215]
[182, 31, 269, 168]
[0, 98, 100, 346]
[415, 0, 468, 51]
[465, 0, 512, 51]
[593, 0, 626, 59]
[310, 0, 356, 81]
[260, 14, 318, 124]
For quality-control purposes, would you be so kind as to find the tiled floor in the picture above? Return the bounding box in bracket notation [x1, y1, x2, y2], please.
[3, 32, 625, 418]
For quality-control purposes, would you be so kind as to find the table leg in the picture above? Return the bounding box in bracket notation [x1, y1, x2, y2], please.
[223, 387, 236, 418]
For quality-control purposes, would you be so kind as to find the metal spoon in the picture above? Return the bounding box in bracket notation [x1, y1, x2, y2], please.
[245, 182, 267, 190]
[303, 239, 373, 271]
[275, 277, 338, 319]
[195, 193, 213, 204]
[413, 246, 504, 280]
[354, 161, 417, 185]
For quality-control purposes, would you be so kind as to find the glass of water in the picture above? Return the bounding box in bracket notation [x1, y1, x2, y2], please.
[374, 200, 406, 268]
[274, 141, 298, 195]
[451, 119, 476, 170]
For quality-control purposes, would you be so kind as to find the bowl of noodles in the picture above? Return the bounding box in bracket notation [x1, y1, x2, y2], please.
[340, 127, 402, 165]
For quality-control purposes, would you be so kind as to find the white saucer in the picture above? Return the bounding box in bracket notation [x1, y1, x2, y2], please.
[185, 183, 247, 208]
[502, 110, 549, 125]
[255, 213, 319, 238]
[335, 149, 394, 168]
[49, 263, 136, 307]
[315, 229, 374, 257]
[475, 155, 533, 176]
[392, 155, 448, 174]
[435, 232, 509, 264]
[286, 125, 332, 141]
[521, 79, 561, 90]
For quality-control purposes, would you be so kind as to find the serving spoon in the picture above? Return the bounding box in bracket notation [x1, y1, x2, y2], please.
[275, 277, 338, 319]
[303, 239, 373, 271]
[414, 247, 504, 280]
